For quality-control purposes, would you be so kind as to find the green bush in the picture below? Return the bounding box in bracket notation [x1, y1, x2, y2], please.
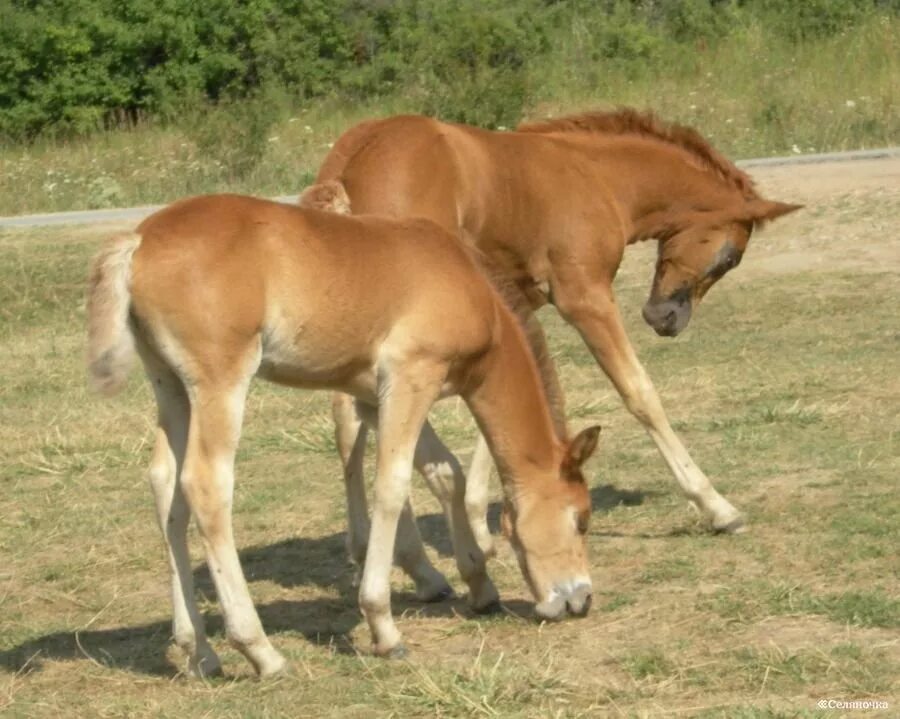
[655, 0, 741, 41]
[186, 86, 290, 180]
[750, 0, 876, 40]
[0, 0, 894, 139]
[0, 0, 358, 138]
[406, 1, 545, 128]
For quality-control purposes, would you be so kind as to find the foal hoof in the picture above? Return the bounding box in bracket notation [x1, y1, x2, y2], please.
[713, 516, 747, 535]
[472, 599, 503, 616]
[255, 650, 290, 680]
[417, 580, 455, 603]
[423, 585, 456, 603]
[382, 644, 408, 660]
[187, 652, 223, 680]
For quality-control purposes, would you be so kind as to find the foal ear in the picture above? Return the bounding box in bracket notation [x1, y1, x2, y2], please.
[743, 199, 803, 226]
[565, 425, 602, 470]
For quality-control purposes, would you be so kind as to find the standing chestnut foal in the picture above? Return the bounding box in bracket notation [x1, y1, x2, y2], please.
[317, 109, 802, 594]
[87, 194, 599, 677]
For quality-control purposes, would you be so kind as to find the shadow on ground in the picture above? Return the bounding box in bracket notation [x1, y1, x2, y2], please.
[235, 483, 648, 589]
[0, 483, 648, 678]
[0, 593, 534, 679]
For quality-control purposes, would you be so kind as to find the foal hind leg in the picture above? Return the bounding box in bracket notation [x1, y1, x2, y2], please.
[332, 393, 372, 582]
[351, 400, 452, 601]
[143, 352, 221, 677]
[181, 376, 286, 677]
[359, 362, 445, 656]
[464, 435, 496, 558]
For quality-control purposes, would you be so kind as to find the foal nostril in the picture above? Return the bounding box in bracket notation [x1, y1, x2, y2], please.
[566, 593, 592, 617]
[566, 583, 592, 617]
[664, 309, 677, 326]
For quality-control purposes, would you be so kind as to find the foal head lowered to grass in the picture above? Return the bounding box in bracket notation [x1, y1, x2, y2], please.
[86, 193, 599, 677]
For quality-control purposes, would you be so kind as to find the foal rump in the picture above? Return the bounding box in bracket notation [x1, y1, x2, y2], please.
[86, 232, 141, 396]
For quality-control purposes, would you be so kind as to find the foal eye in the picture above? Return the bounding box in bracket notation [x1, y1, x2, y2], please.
[576, 512, 590, 534]
[709, 256, 736, 279]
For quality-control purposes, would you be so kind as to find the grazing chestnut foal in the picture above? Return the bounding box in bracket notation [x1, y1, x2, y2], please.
[317, 109, 802, 594]
[86, 193, 599, 677]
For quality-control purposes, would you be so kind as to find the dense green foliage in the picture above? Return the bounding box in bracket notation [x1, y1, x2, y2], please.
[1, 0, 895, 139]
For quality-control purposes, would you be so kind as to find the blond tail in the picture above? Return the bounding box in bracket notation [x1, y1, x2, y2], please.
[297, 180, 352, 215]
[86, 233, 142, 395]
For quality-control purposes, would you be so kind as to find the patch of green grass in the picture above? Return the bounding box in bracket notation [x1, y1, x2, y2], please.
[818, 591, 900, 629]
[621, 648, 674, 680]
[638, 556, 698, 585]
[700, 582, 900, 630]
[597, 593, 636, 613]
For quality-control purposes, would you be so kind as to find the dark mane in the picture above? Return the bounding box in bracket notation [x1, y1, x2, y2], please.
[517, 108, 758, 198]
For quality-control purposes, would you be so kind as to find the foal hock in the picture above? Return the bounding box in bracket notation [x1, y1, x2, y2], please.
[87, 194, 599, 677]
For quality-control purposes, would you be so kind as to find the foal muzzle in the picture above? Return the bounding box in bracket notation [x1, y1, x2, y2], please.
[534, 581, 593, 621]
[642, 290, 693, 337]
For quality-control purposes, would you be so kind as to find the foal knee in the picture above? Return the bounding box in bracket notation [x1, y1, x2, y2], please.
[148, 433, 176, 493]
[358, 587, 390, 618]
[464, 490, 488, 520]
[148, 460, 172, 495]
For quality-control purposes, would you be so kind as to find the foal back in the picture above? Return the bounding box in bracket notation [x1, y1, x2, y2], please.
[129, 194, 498, 396]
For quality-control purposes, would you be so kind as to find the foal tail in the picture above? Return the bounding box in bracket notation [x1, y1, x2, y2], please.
[86, 233, 142, 396]
[298, 179, 352, 215]
[315, 117, 384, 185]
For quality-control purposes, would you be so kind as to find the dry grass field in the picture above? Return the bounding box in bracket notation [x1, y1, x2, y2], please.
[1, 159, 898, 717]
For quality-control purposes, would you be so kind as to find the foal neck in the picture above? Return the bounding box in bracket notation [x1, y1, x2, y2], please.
[464, 303, 563, 492]
[588, 137, 755, 242]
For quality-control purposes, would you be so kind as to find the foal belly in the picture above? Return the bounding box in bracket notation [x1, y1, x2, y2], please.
[256, 315, 379, 399]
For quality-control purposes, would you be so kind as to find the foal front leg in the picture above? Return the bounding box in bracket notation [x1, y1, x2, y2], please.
[334, 394, 452, 600]
[359, 364, 444, 657]
[553, 276, 744, 532]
